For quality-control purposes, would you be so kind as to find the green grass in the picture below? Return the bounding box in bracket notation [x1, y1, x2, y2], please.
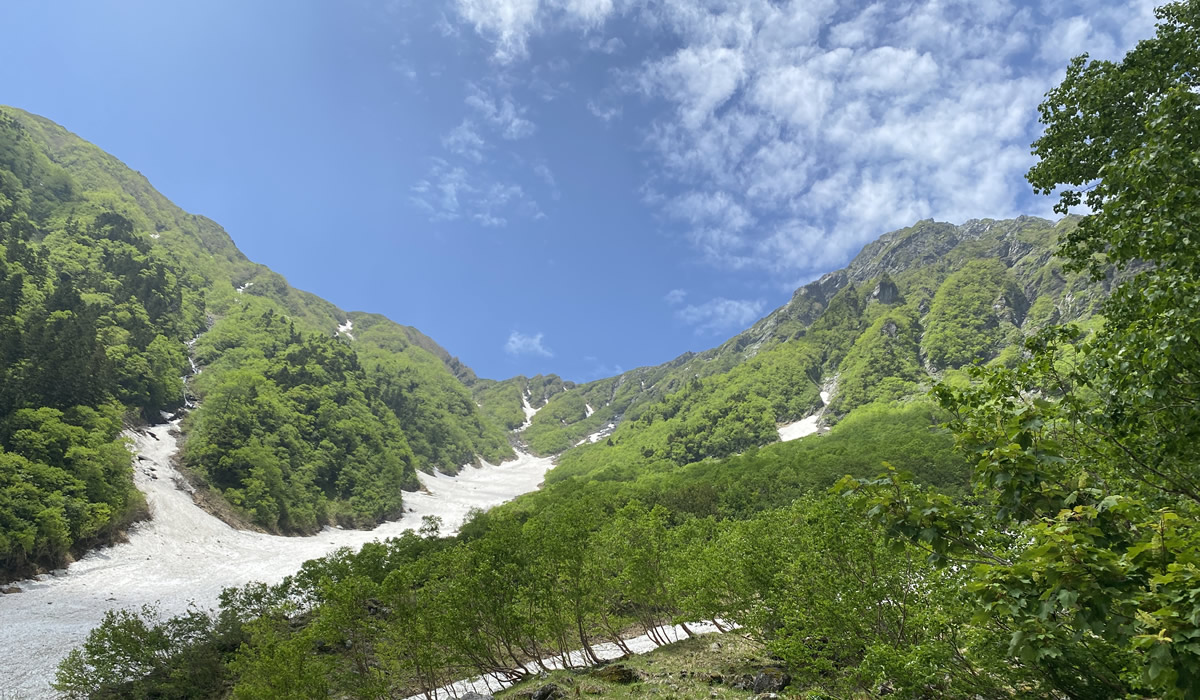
[498, 632, 814, 699]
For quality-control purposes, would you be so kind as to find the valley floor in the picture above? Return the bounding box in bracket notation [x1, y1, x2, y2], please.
[0, 420, 554, 699]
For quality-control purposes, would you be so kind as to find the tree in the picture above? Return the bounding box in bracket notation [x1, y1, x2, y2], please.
[845, 3, 1200, 696]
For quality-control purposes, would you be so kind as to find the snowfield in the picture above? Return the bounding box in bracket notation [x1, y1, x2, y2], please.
[777, 414, 821, 442]
[0, 420, 554, 699]
[777, 381, 832, 443]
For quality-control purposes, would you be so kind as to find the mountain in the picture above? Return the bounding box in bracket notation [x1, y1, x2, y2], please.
[45, 14, 1200, 697]
[0, 102, 1115, 581]
[53, 203, 1143, 697]
[0, 106, 522, 580]
[517, 215, 1114, 484]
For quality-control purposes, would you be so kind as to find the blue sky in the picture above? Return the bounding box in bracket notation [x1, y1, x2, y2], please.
[0, 0, 1158, 382]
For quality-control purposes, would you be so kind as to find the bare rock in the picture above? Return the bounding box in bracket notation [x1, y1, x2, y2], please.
[592, 663, 641, 684]
[731, 667, 790, 694]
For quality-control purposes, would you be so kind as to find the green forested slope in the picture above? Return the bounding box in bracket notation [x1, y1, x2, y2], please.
[0, 106, 520, 573]
[0, 110, 206, 577]
[536, 215, 1113, 483]
[347, 312, 513, 469]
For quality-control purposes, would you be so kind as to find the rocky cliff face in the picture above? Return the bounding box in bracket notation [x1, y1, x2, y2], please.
[731, 215, 1083, 356]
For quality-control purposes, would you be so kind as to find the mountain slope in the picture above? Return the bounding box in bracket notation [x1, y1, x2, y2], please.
[529, 215, 1115, 482]
[0, 106, 516, 578]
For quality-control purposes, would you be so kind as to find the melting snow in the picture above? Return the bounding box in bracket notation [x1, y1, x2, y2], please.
[575, 422, 616, 447]
[584, 403, 594, 418]
[777, 414, 820, 442]
[336, 319, 354, 340]
[406, 621, 729, 700]
[516, 393, 542, 432]
[235, 281, 254, 293]
[0, 420, 555, 698]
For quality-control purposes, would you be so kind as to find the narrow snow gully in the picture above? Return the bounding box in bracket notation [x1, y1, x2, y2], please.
[0, 420, 555, 698]
[517, 392, 542, 432]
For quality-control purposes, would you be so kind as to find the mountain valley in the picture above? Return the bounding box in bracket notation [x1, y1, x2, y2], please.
[1, 7, 1198, 695]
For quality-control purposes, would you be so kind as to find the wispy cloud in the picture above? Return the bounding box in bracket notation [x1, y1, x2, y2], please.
[664, 288, 686, 305]
[411, 158, 542, 226]
[617, 0, 1157, 280]
[442, 120, 486, 162]
[677, 297, 765, 335]
[505, 330, 554, 357]
[410, 159, 470, 222]
[449, 0, 1157, 283]
[416, 77, 550, 227]
[466, 83, 536, 139]
[454, 0, 617, 63]
[586, 99, 621, 122]
[582, 356, 624, 380]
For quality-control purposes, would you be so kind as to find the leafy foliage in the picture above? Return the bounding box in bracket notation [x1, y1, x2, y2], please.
[921, 259, 1018, 370]
[0, 112, 202, 579]
[846, 4, 1200, 696]
[184, 305, 418, 532]
[349, 312, 513, 471]
[830, 307, 924, 412]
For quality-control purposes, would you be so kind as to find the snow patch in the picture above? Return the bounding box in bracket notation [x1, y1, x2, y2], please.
[584, 403, 594, 418]
[0, 420, 555, 698]
[819, 390, 830, 405]
[235, 281, 254, 294]
[516, 393, 542, 432]
[336, 319, 354, 340]
[575, 422, 616, 447]
[777, 415, 820, 442]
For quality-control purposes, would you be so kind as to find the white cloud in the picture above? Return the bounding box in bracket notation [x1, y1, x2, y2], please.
[442, 120, 486, 162]
[677, 297, 765, 335]
[828, 3, 885, 48]
[411, 158, 542, 226]
[1039, 16, 1116, 66]
[410, 159, 470, 221]
[582, 356, 624, 380]
[505, 330, 554, 357]
[664, 288, 687, 305]
[642, 45, 748, 130]
[419, 81, 551, 227]
[449, 0, 1156, 280]
[663, 190, 756, 262]
[586, 35, 624, 54]
[454, 0, 618, 62]
[586, 99, 621, 122]
[625, 1, 1154, 279]
[847, 47, 939, 97]
[533, 162, 556, 188]
[455, 0, 540, 62]
[466, 83, 536, 139]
